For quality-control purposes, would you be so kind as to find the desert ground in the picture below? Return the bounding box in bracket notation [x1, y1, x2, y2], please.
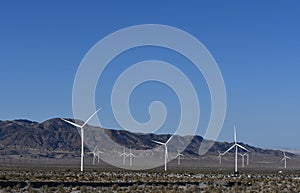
[0, 156, 299, 192]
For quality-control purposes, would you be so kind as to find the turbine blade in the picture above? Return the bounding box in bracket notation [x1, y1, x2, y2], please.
[234, 125, 237, 143]
[126, 153, 135, 157]
[236, 144, 249, 152]
[93, 146, 98, 152]
[82, 108, 102, 127]
[286, 156, 291, 159]
[281, 157, 285, 162]
[152, 140, 165, 145]
[223, 144, 235, 155]
[166, 135, 173, 144]
[61, 118, 82, 128]
[218, 150, 224, 156]
[98, 151, 103, 154]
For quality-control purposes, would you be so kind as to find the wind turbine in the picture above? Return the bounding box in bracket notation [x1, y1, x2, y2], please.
[175, 150, 184, 165]
[61, 108, 101, 172]
[239, 152, 248, 168]
[88, 146, 103, 165]
[217, 150, 223, 165]
[119, 147, 127, 165]
[88, 146, 100, 165]
[95, 148, 103, 164]
[223, 125, 249, 175]
[281, 151, 291, 169]
[126, 148, 136, 167]
[152, 136, 173, 171]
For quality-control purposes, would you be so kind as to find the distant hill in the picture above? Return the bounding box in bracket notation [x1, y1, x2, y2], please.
[0, 118, 293, 160]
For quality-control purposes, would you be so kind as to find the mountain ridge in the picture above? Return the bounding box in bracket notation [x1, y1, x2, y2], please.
[0, 118, 294, 160]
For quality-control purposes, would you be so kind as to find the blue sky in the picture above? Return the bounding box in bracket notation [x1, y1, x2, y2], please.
[0, 1, 300, 149]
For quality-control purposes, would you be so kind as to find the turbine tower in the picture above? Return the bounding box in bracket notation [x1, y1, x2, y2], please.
[246, 153, 249, 165]
[126, 148, 136, 167]
[61, 108, 101, 172]
[152, 136, 173, 171]
[175, 150, 183, 165]
[120, 147, 127, 165]
[281, 151, 291, 169]
[223, 125, 249, 175]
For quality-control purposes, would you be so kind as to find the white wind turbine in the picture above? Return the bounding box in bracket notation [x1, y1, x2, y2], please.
[88, 146, 101, 165]
[281, 151, 291, 169]
[61, 108, 101, 172]
[120, 147, 127, 165]
[223, 125, 249, 174]
[175, 150, 184, 165]
[217, 150, 223, 165]
[238, 152, 248, 168]
[152, 136, 173, 171]
[126, 148, 136, 167]
[95, 149, 103, 164]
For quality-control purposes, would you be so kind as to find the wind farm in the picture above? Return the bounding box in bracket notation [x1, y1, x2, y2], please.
[1, 1, 300, 192]
[0, 118, 299, 192]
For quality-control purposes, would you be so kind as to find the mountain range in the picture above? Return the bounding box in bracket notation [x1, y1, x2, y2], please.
[0, 118, 292, 161]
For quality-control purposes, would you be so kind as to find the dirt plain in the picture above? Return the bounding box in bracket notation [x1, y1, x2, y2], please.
[0, 156, 299, 192]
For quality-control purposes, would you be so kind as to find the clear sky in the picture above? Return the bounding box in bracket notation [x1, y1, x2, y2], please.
[0, 1, 300, 149]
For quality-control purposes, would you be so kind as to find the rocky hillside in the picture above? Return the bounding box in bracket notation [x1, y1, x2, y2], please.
[0, 118, 292, 159]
